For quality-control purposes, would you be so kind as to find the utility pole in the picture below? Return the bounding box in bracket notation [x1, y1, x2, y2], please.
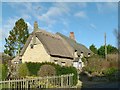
[104, 32, 107, 60]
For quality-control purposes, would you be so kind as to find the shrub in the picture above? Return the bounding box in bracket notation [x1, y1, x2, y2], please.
[81, 57, 86, 63]
[102, 67, 118, 76]
[0, 64, 8, 80]
[26, 62, 56, 75]
[83, 55, 102, 74]
[37, 65, 56, 77]
[107, 54, 118, 68]
[17, 63, 30, 78]
[102, 67, 118, 81]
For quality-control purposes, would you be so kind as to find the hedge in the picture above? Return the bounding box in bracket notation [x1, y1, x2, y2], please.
[0, 64, 8, 80]
[17, 63, 30, 78]
[25, 62, 78, 85]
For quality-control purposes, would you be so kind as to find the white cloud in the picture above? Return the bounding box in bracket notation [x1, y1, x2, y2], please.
[77, 3, 87, 8]
[96, 2, 118, 13]
[90, 23, 97, 30]
[2, 17, 33, 41]
[2, 17, 19, 39]
[74, 11, 87, 18]
[38, 3, 70, 25]
[26, 22, 33, 33]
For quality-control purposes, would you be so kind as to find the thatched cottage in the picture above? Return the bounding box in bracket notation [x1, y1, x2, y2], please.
[12, 21, 93, 68]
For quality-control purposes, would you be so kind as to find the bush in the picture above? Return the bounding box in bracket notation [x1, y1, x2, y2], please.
[26, 62, 56, 75]
[102, 67, 118, 81]
[26, 62, 78, 85]
[37, 65, 56, 77]
[83, 55, 103, 74]
[102, 67, 118, 76]
[17, 63, 30, 78]
[0, 64, 8, 80]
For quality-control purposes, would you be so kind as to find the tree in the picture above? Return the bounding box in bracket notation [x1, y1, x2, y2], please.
[0, 52, 12, 64]
[107, 44, 118, 54]
[4, 18, 29, 57]
[98, 46, 105, 58]
[89, 44, 97, 54]
[98, 45, 118, 58]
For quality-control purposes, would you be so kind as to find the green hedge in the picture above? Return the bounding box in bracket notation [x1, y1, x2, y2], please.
[0, 64, 8, 80]
[18, 63, 30, 78]
[26, 62, 78, 85]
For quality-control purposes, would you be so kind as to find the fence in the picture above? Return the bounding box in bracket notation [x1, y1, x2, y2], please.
[0, 74, 74, 89]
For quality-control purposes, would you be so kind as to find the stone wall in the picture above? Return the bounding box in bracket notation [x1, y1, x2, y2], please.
[50, 56, 73, 66]
[22, 37, 50, 63]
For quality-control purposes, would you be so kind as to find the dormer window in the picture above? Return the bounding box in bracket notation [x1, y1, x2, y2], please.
[54, 60, 58, 64]
[61, 62, 65, 66]
[88, 53, 91, 57]
[30, 44, 33, 49]
[80, 52, 84, 58]
[74, 49, 78, 58]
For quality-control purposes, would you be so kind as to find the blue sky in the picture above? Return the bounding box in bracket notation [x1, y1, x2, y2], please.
[0, 2, 118, 52]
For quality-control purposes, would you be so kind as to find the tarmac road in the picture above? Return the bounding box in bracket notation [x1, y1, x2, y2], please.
[81, 81, 119, 88]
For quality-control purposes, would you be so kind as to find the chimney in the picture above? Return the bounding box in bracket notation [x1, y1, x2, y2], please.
[34, 21, 38, 32]
[69, 32, 75, 40]
[32, 21, 38, 45]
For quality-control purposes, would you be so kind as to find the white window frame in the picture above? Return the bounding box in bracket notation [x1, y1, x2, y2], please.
[61, 62, 65, 66]
[54, 60, 58, 64]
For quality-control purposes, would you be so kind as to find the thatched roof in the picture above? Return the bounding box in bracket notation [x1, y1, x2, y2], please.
[20, 35, 33, 56]
[20, 29, 93, 59]
[35, 31, 73, 58]
[20, 29, 73, 59]
[56, 32, 93, 57]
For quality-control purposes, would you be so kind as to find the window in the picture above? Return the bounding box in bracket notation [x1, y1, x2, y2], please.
[80, 52, 84, 58]
[61, 62, 65, 66]
[88, 53, 91, 57]
[30, 44, 33, 49]
[14, 61, 19, 64]
[74, 50, 78, 58]
[19, 59, 22, 64]
[54, 60, 58, 64]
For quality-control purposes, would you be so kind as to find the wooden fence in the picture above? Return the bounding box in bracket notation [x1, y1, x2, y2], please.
[0, 74, 74, 89]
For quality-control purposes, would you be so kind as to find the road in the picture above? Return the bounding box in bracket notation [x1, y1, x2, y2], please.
[81, 81, 119, 88]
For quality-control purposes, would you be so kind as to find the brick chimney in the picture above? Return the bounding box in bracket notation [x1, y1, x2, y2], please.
[69, 32, 75, 40]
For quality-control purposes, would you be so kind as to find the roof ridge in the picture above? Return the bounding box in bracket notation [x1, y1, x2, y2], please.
[35, 29, 61, 40]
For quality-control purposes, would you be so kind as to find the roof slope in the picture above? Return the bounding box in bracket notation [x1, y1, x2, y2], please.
[56, 32, 93, 57]
[20, 35, 33, 56]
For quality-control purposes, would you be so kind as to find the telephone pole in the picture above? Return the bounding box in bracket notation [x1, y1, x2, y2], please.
[104, 32, 107, 60]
